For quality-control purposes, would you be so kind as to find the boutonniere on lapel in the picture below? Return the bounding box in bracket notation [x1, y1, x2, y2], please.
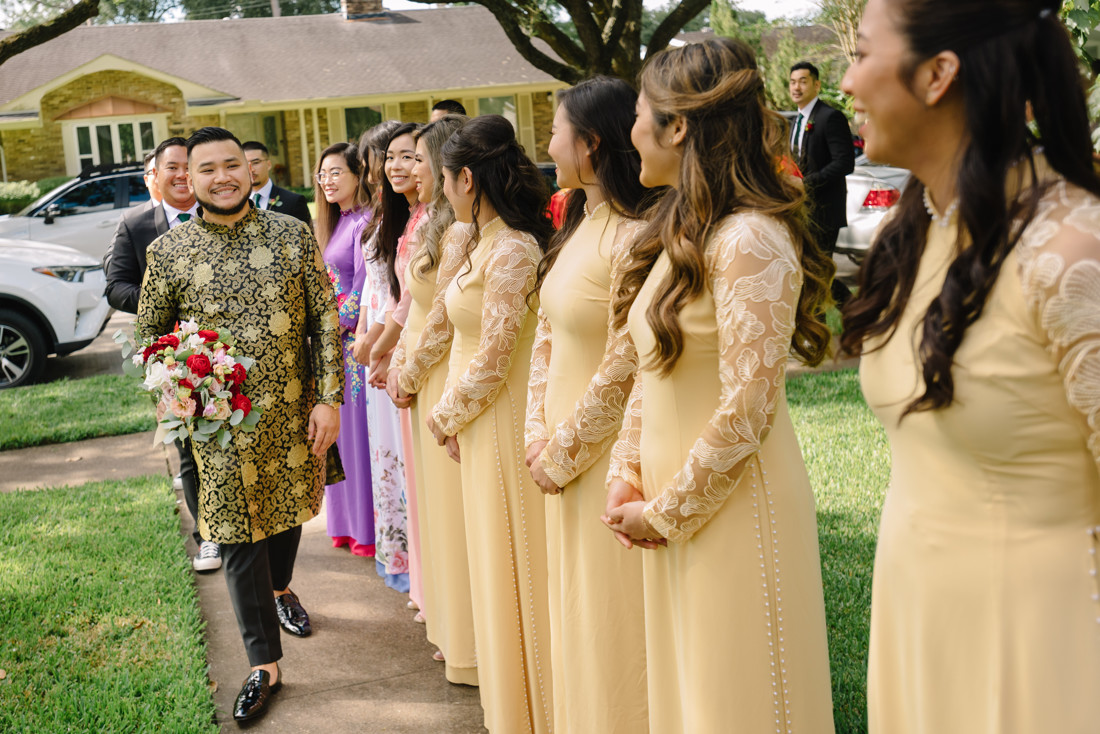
[805, 121, 815, 133]
[269, 195, 282, 209]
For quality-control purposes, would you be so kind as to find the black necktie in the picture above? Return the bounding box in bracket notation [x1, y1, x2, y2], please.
[792, 112, 804, 157]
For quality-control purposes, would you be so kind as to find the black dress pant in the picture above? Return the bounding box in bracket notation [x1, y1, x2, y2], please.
[175, 437, 202, 545]
[221, 524, 302, 666]
[815, 225, 852, 306]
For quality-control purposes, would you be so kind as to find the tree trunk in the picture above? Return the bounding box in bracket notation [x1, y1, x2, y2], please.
[0, 0, 100, 69]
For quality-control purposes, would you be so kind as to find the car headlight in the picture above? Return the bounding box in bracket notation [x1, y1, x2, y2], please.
[32, 265, 102, 283]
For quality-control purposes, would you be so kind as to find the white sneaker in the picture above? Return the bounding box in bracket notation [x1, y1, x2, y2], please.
[172, 473, 183, 491]
[193, 540, 222, 572]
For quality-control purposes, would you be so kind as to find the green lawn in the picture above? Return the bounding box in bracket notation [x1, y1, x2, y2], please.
[789, 368, 888, 734]
[0, 374, 154, 450]
[0, 475, 217, 733]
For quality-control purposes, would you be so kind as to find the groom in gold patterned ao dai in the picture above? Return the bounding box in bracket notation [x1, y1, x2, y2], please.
[137, 127, 343, 722]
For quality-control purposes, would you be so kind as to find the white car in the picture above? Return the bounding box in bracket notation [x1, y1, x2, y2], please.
[0, 237, 113, 388]
[836, 154, 911, 263]
[0, 165, 148, 260]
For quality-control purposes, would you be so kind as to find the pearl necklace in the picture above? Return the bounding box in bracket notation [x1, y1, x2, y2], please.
[922, 187, 959, 227]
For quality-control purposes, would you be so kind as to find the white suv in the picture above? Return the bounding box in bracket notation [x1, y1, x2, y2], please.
[0, 165, 148, 260]
[0, 237, 113, 388]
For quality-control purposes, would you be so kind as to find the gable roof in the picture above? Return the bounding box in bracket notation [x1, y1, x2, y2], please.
[0, 7, 560, 109]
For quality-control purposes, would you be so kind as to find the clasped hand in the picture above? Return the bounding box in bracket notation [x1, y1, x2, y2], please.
[425, 412, 460, 463]
[525, 440, 561, 495]
[386, 368, 413, 409]
[602, 479, 666, 550]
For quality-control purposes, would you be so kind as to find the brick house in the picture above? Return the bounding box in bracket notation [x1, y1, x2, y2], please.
[0, 1, 565, 187]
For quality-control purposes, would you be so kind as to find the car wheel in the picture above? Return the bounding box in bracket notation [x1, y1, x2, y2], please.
[0, 309, 47, 389]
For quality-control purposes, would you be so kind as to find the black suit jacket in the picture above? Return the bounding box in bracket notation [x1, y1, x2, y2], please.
[266, 185, 312, 228]
[103, 200, 169, 314]
[794, 99, 855, 231]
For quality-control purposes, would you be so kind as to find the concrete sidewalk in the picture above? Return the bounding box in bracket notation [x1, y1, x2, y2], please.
[0, 433, 487, 732]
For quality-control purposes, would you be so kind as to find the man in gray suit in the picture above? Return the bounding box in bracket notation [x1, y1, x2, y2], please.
[103, 137, 218, 573]
[105, 138, 197, 313]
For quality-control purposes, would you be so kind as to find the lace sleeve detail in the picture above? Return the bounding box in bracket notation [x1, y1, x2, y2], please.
[398, 223, 471, 395]
[606, 376, 643, 489]
[524, 308, 553, 446]
[1019, 186, 1100, 468]
[642, 214, 801, 543]
[430, 228, 541, 436]
[537, 217, 643, 487]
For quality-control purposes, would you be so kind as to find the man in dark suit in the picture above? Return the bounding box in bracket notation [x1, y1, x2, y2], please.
[103, 137, 219, 573]
[242, 141, 312, 228]
[790, 60, 855, 304]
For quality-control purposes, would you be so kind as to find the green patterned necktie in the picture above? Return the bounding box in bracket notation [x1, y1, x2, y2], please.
[253, 193, 262, 208]
[177, 212, 190, 223]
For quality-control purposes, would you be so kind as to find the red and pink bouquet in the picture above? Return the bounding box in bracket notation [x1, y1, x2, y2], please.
[116, 319, 262, 448]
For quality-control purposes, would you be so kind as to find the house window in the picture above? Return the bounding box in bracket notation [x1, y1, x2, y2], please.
[345, 106, 382, 142]
[72, 119, 156, 170]
[478, 96, 517, 129]
[262, 115, 281, 156]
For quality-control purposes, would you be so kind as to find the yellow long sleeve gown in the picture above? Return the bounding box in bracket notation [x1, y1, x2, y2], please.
[525, 203, 648, 734]
[392, 222, 479, 686]
[608, 211, 835, 734]
[431, 218, 552, 733]
[862, 172, 1100, 734]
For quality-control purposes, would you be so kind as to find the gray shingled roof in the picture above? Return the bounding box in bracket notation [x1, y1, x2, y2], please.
[0, 7, 559, 108]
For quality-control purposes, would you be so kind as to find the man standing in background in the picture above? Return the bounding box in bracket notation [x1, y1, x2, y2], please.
[242, 141, 312, 228]
[790, 60, 855, 305]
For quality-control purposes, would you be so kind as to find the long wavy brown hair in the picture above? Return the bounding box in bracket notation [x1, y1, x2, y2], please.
[839, 0, 1100, 417]
[409, 114, 468, 280]
[612, 38, 834, 374]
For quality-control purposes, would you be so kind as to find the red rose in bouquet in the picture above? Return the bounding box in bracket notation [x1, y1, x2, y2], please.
[186, 354, 212, 378]
[120, 323, 263, 450]
[231, 394, 252, 417]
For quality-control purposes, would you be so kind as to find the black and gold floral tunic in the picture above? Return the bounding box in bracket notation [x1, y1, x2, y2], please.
[138, 207, 344, 544]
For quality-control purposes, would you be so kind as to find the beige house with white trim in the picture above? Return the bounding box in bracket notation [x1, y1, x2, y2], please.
[0, 1, 565, 187]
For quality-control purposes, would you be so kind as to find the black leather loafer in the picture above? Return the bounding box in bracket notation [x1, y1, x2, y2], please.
[274, 589, 312, 637]
[232, 665, 281, 722]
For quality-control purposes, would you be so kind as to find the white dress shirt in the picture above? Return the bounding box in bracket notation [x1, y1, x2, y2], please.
[791, 95, 820, 155]
[252, 179, 274, 210]
[162, 200, 200, 229]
